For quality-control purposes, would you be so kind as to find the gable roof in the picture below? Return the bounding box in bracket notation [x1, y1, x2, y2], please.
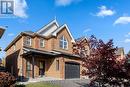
[5, 19, 76, 51]
[36, 19, 59, 36]
[22, 47, 80, 58]
[52, 24, 75, 42]
[75, 36, 88, 42]
[36, 19, 75, 42]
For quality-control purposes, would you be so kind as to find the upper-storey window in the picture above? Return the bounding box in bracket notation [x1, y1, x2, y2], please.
[40, 38, 45, 48]
[24, 36, 32, 46]
[59, 36, 68, 49]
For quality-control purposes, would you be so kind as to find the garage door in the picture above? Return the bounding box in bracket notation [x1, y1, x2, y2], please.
[65, 62, 80, 79]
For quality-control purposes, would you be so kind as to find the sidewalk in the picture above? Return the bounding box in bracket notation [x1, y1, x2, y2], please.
[17, 76, 62, 85]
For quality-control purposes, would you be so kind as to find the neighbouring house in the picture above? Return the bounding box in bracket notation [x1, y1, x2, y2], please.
[73, 37, 90, 79]
[116, 47, 125, 61]
[5, 20, 88, 80]
[73, 36, 90, 56]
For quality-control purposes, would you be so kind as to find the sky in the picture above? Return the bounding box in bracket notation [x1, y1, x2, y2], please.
[0, 0, 130, 58]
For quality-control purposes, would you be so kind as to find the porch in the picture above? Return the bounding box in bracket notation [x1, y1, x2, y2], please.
[20, 47, 81, 80]
[21, 47, 60, 79]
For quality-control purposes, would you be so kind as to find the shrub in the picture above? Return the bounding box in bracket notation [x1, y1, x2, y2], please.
[0, 72, 16, 87]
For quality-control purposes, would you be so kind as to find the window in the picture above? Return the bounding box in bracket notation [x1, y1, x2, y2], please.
[40, 38, 45, 48]
[26, 60, 31, 78]
[26, 60, 31, 71]
[24, 36, 32, 46]
[40, 62, 43, 69]
[56, 60, 59, 71]
[59, 36, 68, 49]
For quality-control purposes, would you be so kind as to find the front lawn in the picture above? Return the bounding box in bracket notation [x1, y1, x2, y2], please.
[16, 82, 60, 87]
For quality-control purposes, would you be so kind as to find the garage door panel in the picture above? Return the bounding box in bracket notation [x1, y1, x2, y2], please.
[65, 62, 80, 79]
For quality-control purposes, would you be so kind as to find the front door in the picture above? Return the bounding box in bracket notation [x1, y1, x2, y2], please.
[39, 61, 45, 76]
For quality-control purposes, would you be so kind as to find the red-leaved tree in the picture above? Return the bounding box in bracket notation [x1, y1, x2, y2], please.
[74, 35, 130, 87]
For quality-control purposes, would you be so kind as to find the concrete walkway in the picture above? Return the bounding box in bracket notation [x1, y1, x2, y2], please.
[46, 79, 90, 87]
[18, 77, 90, 87]
[18, 76, 62, 85]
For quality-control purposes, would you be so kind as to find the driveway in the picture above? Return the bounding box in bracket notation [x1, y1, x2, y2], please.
[46, 79, 90, 87]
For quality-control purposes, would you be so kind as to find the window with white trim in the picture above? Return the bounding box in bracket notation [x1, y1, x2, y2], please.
[40, 38, 45, 48]
[59, 36, 68, 49]
[24, 36, 32, 46]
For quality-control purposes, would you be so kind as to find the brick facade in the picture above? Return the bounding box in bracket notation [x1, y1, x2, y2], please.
[5, 20, 85, 79]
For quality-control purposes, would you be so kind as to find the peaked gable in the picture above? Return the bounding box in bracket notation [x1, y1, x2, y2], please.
[76, 36, 88, 43]
[37, 19, 59, 37]
[52, 24, 75, 42]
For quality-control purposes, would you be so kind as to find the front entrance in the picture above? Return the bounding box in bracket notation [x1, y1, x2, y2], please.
[39, 61, 45, 76]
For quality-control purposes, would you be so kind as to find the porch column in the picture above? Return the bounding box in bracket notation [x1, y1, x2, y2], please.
[32, 56, 35, 78]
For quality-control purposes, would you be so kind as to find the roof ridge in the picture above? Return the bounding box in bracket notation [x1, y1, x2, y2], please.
[51, 24, 75, 42]
[51, 24, 64, 34]
[36, 19, 59, 34]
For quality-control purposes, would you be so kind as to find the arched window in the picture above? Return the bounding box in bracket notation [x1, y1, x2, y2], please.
[59, 36, 68, 49]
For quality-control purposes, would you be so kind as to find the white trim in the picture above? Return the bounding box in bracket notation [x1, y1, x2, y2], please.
[39, 38, 45, 48]
[23, 48, 30, 52]
[37, 19, 59, 34]
[50, 51, 61, 54]
[59, 36, 68, 50]
[24, 36, 32, 46]
[0, 26, 6, 29]
[80, 37, 88, 42]
[52, 24, 75, 43]
[30, 37, 32, 46]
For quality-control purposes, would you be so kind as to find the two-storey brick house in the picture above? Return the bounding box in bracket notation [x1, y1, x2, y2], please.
[5, 20, 84, 80]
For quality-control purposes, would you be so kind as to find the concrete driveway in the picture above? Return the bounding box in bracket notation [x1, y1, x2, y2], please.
[46, 79, 90, 87]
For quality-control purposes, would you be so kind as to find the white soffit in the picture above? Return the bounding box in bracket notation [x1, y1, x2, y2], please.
[37, 19, 59, 36]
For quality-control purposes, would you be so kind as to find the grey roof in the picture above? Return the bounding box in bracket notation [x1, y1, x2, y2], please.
[5, 20, 75, 51]
[52, 50, 80, 58]
[22, 47, 80, 58]
[23, 47, 58, 56]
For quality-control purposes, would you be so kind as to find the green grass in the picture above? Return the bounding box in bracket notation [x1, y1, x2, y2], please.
[16, 82, 60, 87]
